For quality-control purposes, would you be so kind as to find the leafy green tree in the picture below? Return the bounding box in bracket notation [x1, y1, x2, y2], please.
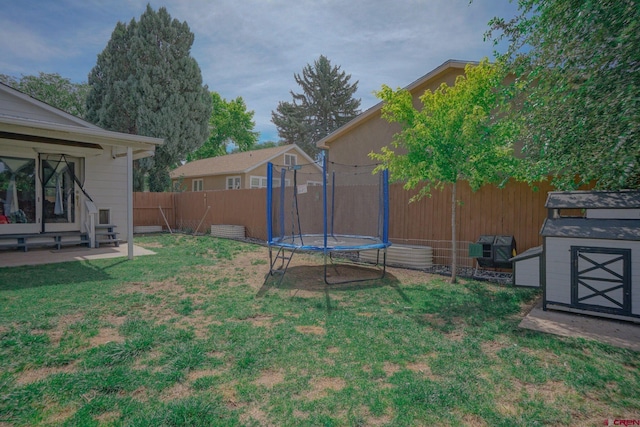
[187, 92, 259, 161]
[487, 0, 640, 190]
[272, 55, 361, 157]
[86, 5, 211, 192]
[0, 73, 89, 118]
[370, 60, 519, 283]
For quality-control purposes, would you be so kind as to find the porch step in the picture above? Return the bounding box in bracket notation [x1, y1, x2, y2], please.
[95, 224, 120, 248]
[0, 232, 90, 252]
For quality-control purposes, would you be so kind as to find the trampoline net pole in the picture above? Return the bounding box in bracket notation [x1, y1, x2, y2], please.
[331, 170, 335, 238]
[262, 150, 391, 287]
[279, 168, 286, 240]
[322, 151, 328, 253]
[267, 162, 273, 243]
[292, 168, 303, 245]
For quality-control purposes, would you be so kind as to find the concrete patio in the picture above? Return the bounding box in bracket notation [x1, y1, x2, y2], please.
[0, 244, 156, 268]
[520, 299, 640, 352]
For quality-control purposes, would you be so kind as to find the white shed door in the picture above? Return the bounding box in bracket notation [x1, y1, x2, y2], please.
[571, 246, 631, 315]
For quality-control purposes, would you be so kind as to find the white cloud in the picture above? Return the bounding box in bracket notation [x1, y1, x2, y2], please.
[1, 0, 519, 141]
[0, 19, 67, 61]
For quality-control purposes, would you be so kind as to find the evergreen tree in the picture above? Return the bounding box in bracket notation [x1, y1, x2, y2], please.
[272, 55, 361, 157]
[86, 5, 211, 191]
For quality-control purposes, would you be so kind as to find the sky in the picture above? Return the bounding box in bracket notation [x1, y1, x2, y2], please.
[0, 0, 519, 143]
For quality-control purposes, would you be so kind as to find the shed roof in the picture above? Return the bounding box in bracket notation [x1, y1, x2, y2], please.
[545, 190, 640, 209]
[170, 144, 319, 179]
[510, 245, 543, 262]
[540, 218, 640, 241]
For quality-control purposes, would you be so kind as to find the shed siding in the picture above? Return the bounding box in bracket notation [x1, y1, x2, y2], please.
[514, 256, 540, 287]
[545, 237, 640, 315]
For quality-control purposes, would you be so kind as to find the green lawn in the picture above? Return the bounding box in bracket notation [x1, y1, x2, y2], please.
[0, 234, 638, 426]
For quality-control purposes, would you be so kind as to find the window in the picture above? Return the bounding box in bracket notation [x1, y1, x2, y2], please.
[0, 156, 36, 224]
[307, 181, 323, 186]
[250, 176, 267, 189]
[273, 178, 290, 187]
[250, 177, 292, 188]
[98, 209, 111, 225]
[226, 176, 241, 190]
[192, 179, 203, 192]
[284, 153, 297, 166]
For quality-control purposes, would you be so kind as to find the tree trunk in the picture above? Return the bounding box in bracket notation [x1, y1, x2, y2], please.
[450, 181, 457, 284]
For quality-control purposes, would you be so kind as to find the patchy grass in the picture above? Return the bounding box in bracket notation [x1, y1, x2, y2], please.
[0, 234, 638, 426]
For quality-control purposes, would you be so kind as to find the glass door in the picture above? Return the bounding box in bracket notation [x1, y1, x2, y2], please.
[0, 155, 39, 234]
[42, 156, 80, 232]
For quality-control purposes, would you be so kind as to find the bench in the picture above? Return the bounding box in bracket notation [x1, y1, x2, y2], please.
[0, 232, 90, 252]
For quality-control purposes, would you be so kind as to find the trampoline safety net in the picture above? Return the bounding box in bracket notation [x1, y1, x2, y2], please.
[263, 152, 390, 286]
[266, 153, 390, 252]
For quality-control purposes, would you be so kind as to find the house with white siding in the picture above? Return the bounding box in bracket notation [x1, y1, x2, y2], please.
[0, 82, 162, 254]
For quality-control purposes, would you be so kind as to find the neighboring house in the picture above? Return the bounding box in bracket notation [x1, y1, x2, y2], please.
[317, 59, 474, 184]
[170, 144, 322, 191]
[312, 59, 557, 257]
[0, 82, 162, 250]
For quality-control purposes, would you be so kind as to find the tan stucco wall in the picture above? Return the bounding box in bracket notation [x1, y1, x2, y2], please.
[326, 66, 466, 173]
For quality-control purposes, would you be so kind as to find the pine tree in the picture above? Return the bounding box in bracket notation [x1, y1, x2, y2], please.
[86, 5, 211, 191]
[272, 55, 361, 157]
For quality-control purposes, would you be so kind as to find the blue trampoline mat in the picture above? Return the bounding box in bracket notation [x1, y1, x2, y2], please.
[269, 234, 390, 252]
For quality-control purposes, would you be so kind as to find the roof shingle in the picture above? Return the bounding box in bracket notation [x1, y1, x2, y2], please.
[170, 145, 306, 179]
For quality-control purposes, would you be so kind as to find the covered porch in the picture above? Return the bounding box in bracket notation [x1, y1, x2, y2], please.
[0, 82, 163, 262]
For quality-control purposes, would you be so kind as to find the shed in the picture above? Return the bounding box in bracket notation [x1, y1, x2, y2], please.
[510, 245, 542, 288]
[541, 190, 640, 323]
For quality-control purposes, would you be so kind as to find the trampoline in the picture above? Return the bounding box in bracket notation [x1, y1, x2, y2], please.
[264, 152, 390, 285]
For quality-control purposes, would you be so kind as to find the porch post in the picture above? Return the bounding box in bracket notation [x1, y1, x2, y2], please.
[127, 147, 134, 260]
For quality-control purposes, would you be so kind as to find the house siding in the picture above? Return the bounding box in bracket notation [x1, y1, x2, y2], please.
[0, 90, 85, 126]
[173, 147, 321, 191]
[85, 154, 129, 237]
[324, 66, 467, 185]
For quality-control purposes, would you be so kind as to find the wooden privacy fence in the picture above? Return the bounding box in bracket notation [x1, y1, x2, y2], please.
[134, 179, 554, 256]
[133, 192, 175, 230]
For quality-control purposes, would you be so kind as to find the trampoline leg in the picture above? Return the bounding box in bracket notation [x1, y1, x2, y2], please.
[263, 246, 297, 288]
[323, 248, 388, 286]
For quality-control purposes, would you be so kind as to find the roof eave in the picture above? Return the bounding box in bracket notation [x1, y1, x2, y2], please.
[0, 115, 163, 151]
